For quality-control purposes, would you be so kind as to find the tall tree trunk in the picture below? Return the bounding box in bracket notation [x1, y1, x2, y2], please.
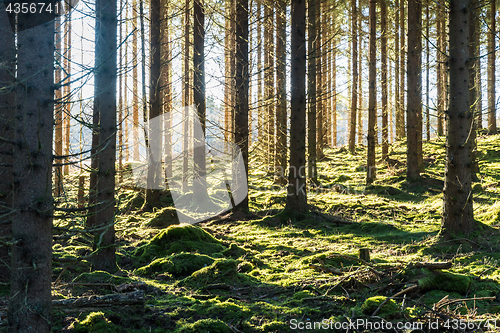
[307, 0, 317, 184]
[264, 0, 275, 170]
[357, 13, 363, 145]
[224, 0, 232, 143]
[488, 0, 497, 134]
[381, 0, 388, 160]
[163, 0, 172, 184]
[394, 0, 400, 141]
[63, 7, 72, 176]
[146, 0, 162, 206]
[118, 0, 124, 182]
[275, 0, 287, 184]
[286, 0, 307, 214]
[90, 0, 117, 272]
[331, 26, 337, 148]
[442, 0, 475, 236]
[437, 2, 445, 136]
[132, 0, 140, 160]
[469, 0, 479, 178]
[0, 2, 15, 283]
[256, 0, 263, 143]
[193, 0, 210, 204]
[8, 18, 54, 332]
[407, 0, 422, 180]
[426, 0, 430, 141]
[366, 0, 376, 184]
[234, 0, 249, 210]
[182, 0, 191, 193]
[397, 0, 405, 140]
[316, 0, 323, 156]
[348, 0, 358, 153]
[55, 15, 63, 196]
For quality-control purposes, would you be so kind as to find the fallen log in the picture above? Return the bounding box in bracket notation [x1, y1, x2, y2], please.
[413, 262, 452, 270]
[308, 264, 343, 275]
[53, 290, 145, 308]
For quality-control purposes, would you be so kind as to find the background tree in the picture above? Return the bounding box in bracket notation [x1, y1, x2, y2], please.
[488, 0, 497, 134]
[89, 0, 118, 272]
[287, 0, 307, 214]
[407, 0, 422, 180]
[8, 19, 54, 332]
[381, 0, 388, 160]
[366, 0, 376, 184]
[307, 0, 317, 184]
[348, 0, 358, 152]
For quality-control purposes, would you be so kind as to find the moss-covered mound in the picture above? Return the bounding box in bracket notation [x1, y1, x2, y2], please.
[180, 259, 255, 289]
[418, 270, 472, 294]
[178, 318, 232, 333]
[143, 206, 180, 228]
[136, 253, 214, 276]
[134, 224, 225, 261]
[361, 296, 399, 317]
[70, 311, 120, 333]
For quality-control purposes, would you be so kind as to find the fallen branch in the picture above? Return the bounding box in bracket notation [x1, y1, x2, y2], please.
[308, 264, 343, 275]
[413, 262, 452, 270]
[434, 296, 495, 311]
[372, 284, 418, 317]
[53, 290, 144, 308]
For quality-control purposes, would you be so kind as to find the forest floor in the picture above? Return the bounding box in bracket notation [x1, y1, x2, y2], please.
[41, 134, 500, 332]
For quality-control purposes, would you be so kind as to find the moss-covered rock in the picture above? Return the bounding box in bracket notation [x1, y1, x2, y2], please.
[136, 253, 214, 276]
[361, 296, 399, 317]
[134, 224, 225, 261]
[418, 270, 472, 294]
[178, 318, 232, 333]
[221, 243, 247, 258]
[70, 312, 120, 333]
[144, 206, 180, 228]
[180, 259, 255, 289]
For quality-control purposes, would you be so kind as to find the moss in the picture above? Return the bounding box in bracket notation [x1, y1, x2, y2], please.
[134, 224, 225, 261]
[180, 259, 255, 289]
[144, 206, 180, 228]
[70, 312, 120, 333]
[221, 243, 247, 258]
[418, 270, 472, 294]
[361, 296, 399, 317]
[136, 253, 214, 276]
[292, 290, 315, 300]
[177, 318, 232, 333]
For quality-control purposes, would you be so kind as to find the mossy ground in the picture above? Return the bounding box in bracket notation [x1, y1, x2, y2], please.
[47, 135, 500, 332]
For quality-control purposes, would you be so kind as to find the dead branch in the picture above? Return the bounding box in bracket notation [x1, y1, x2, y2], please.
[53, 290, 145, 308]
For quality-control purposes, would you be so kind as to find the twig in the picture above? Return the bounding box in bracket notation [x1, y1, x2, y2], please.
[372, 284, 418, 316]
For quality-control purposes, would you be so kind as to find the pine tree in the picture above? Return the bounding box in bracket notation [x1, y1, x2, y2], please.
[307, 0, 317, 184]
[366, 0, 376, 184]
[348, 0, 358, 153]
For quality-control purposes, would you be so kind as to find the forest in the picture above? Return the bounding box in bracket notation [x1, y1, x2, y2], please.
[1, 0, 500, 331]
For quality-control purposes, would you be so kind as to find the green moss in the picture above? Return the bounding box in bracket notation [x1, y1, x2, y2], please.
[221, 243, 247, 258]
[70, 312, 120, 333]
[292, 290, 314, 300]
[134, 224, 225, 261]
[144, 206, 180, 228]
[177, 319, 232, 333]
[180, 259, 255, 289]
[136, 253, 214, 276]
[361, 296, 399, 317]
[418, 270, 472, 294]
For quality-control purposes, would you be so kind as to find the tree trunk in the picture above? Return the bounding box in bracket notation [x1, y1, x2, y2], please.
[469, 1, 479, 178]
[257, 0, 263, 143]
[132, 0, 140, 160]
[275, 0, 287, 184]
[425, 0, 430, 141]
[182, 0, 191, 193]
[316, 0, 323, 157]
[381, 0, 388, 160]
[0, 2, 15, 283]
[442, 0, 475, 236]
[286, 0, 307, 214]
[488, 0, 497, 134]
[348, 0, 358, 153]
[90, 0, 117, 272]
[146, 0, 162, 206]
[406, 0, 422, 180]
[234, 0, 249, 210]
[55, 15, 63, 196]
[264, 0, 275, 170]
[394, 0, 400, 142]
[63, 7, 72, 176]
[331, 26, 337, 148]
[224, 0, 232, 143]
[366, 0, 376, 185]
[437, 3, 445, 136]
[397, 0, 405, 140]
[358, 13, 363, 145]
[8, 18, 54, 332]
[307, 0, 317, 184]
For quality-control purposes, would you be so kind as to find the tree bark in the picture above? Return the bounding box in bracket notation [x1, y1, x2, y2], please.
[275, 0, 287, 184]
[287, 0, 307, 214]
[488, 0, 497, 134]
[397, 0, 405, 140]
[366, 0, 376, 185]
[348, 0, 358, 153]
[132, 0, 140, 160]
[469, 0, 479, 178]
[407, 0, 422, 180]
[90, 0, 117, 272]
[55, 15, 63, 196]
[307, 0, 317, 184]
[0, 3, 15, 283]
[442, 0, 476, 236]
[8, 18, 54, 332]
[381, 0, 388, 160]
